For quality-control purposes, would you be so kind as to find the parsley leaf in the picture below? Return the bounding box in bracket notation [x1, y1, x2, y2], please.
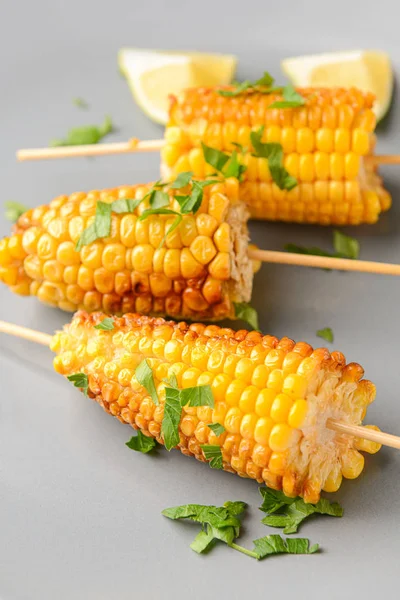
[269, 84, 305, 109]
[94, 317, 114, 331]
[73, 97, 88, 109]
[111, 198, 143, 213]
[207, 422, 225, 436]
[67, 372, 89, 396]
[201, 143, 247, 181]
[233, 302, 259, 330]
[75, 201, 112, 251]
[201, 142, 230, 172]
[126, 430, 156, 454]
[4, 201, 28, 222]
[259, 487, 343, 534]
[135, 359, 159, 406]
[284, 231, 360, 263]
[170, 171, 194, 189]
[251, 127, 297, 190]
[252, 535, 319, 558]
[217, 71, 275, 97]
[316, 327, 334, 343]
[200, 444, 223, 469]
[180, 385, 214, 408]
[50, 115, 113, 147]
[161, 387, 183, 450]
[333, 230, 360, 260]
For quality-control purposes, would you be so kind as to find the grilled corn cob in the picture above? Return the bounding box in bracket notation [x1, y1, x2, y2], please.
[0, 179, 255, 320]
[52, 310, 381, 503]
[161, 87, 391, 225]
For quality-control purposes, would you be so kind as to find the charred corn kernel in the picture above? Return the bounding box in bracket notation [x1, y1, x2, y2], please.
[0, 182, 251, 319]
[53, 311, 380, 502]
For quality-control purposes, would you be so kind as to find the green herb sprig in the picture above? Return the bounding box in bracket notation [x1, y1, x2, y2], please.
[284, 230, 360, 262]
[259, 488, 343, 534]
[217, 71, 275, 97]
[201, 143, 247, 181]
[251, 126, 297, 191]
[269, 84, 305, 109]
[67, 372, 89, 396]
[94, 317, 115, 331]
[233, 302, 259, 330]
[316, 327, 334, 343]
[162, 501, 318, 559]
[4, 201, 29, 222]
[126, 430, 157, 454]
[50, 115, 113, 147]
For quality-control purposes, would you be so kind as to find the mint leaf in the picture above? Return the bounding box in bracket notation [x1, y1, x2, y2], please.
[161, 387, 182, 450]
[316, 327, 334, 343]
[333, 230, 360, 259]
[180, 385, 214, 408]
[252, 534, 319, 559]
[223, 501, 247, 516]
[4, 201, 28, 222]
[126, 430, 156, 454]
[67, 372, 89, 396]
[269, 84, 305, 109]
[190, 528, 216, 553]
[149, 190, 170, 209]
[207, 422, 225, 436]
[51, 115, 113, 146]
[135, 359, 159, 406]
[170, 171, 194, 189]
[233, 302, 259, 330]
[94, 317, 114, 331]
[201, 444, 223, 469]
[251, 127, 297, 190]
[223, 150, 247, 180]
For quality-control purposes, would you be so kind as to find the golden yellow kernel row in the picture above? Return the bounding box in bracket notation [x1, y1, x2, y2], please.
[52, 311, 380, 503]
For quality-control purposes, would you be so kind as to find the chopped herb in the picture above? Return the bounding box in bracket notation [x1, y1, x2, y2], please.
[180, 385, 214, 408]
[284, 230, 360, 263]
[162, 501, 318, 560]
[135, 359, 159, 406]
[201, 143, 247, 181]
[231, 142, 247, 153]
[284, 243, 336, 258]
[161, 387, 182, 450]
[252, 535, 319, 558]
[200, 444, 223, 469]
[217, 71, 275, 97]
[316, 327, 334, 344]
[170, 171, 194, 189]
[111, 198, 143, 213]
[251, 127, 297, 190]
[4, 201, 28, 222]
[126, 430, 156, 454]
[157, 214, 183, 249]
[269, 84, 305, 109]
[207, 422, 226, 436]
[233, 302, 259, 330]
[50, 115, 113, 147]
[67, 372, 89, 396]
[94, 317, 114, 331]
[333, 230, 360, 260]
[138, 207, 180, 221]
[75, 201, 112, 251]
[259, 487, 343, 534]
[73, 97, 88, 109]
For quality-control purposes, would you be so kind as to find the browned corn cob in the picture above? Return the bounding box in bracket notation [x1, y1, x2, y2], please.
[161, 87, 391, 225]
[52, 311, 381, 503]
[0, 179, 256, 320]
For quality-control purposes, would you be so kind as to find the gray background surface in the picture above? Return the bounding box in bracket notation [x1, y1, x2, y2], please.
[1, 1, 399, 598]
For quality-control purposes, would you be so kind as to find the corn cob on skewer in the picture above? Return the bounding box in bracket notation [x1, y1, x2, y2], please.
[0, 179, 255, 320]
[51, 310, 381, 503]
[161, 87, 391, 225]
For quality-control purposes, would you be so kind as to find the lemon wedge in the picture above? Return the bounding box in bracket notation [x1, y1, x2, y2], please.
[118, 49, 237, 125]
[281, 50, 393, 121]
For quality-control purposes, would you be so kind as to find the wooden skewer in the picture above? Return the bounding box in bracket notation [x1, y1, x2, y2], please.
[0, 318, 399, 450]
[16, 140, 400, 164]
[247, 248, 400, 277]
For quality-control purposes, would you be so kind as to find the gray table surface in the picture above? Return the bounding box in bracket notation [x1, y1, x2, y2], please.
[1, 1, 400, 598]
